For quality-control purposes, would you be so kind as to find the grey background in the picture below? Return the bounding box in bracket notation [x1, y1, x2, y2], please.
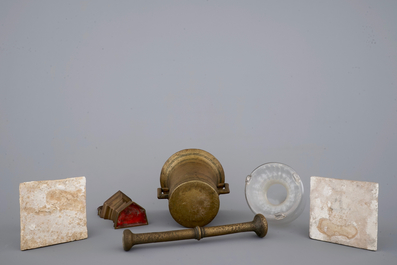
[1, 0, 396, 264]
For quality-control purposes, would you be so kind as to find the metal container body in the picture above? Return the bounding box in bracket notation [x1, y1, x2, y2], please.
[158, 149, 229, 228]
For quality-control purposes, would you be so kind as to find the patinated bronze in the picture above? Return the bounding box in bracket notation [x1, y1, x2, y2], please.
[158, 149, 230, 228]
[123, 214, 267, 251]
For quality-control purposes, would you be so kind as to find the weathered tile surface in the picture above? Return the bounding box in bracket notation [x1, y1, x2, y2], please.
[309, 176, 378, 251]
[19, 177, 88, 250]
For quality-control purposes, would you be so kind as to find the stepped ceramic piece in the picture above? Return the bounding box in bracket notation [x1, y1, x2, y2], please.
[98, 190, 148, 229]
[158, 149, 229, 228]
[19, 177, 88, 250]
[245, 163, 305, 224]
[309, 176, 379, 251]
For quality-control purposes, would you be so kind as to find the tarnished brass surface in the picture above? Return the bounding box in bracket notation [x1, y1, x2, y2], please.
[158, 149, 230, 228]
[123, 214, 268, 251]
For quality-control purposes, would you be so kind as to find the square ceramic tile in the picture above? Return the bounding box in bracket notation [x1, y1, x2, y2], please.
[309, 176, 378, 251]
[19, 177, 88, 250]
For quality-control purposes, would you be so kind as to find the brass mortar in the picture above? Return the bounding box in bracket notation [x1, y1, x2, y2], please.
[157, 149, 230, 228]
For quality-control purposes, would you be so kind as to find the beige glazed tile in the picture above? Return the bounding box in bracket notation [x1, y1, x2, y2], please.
[309, 176, 378, 251]
[19, 176, 88, 250]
